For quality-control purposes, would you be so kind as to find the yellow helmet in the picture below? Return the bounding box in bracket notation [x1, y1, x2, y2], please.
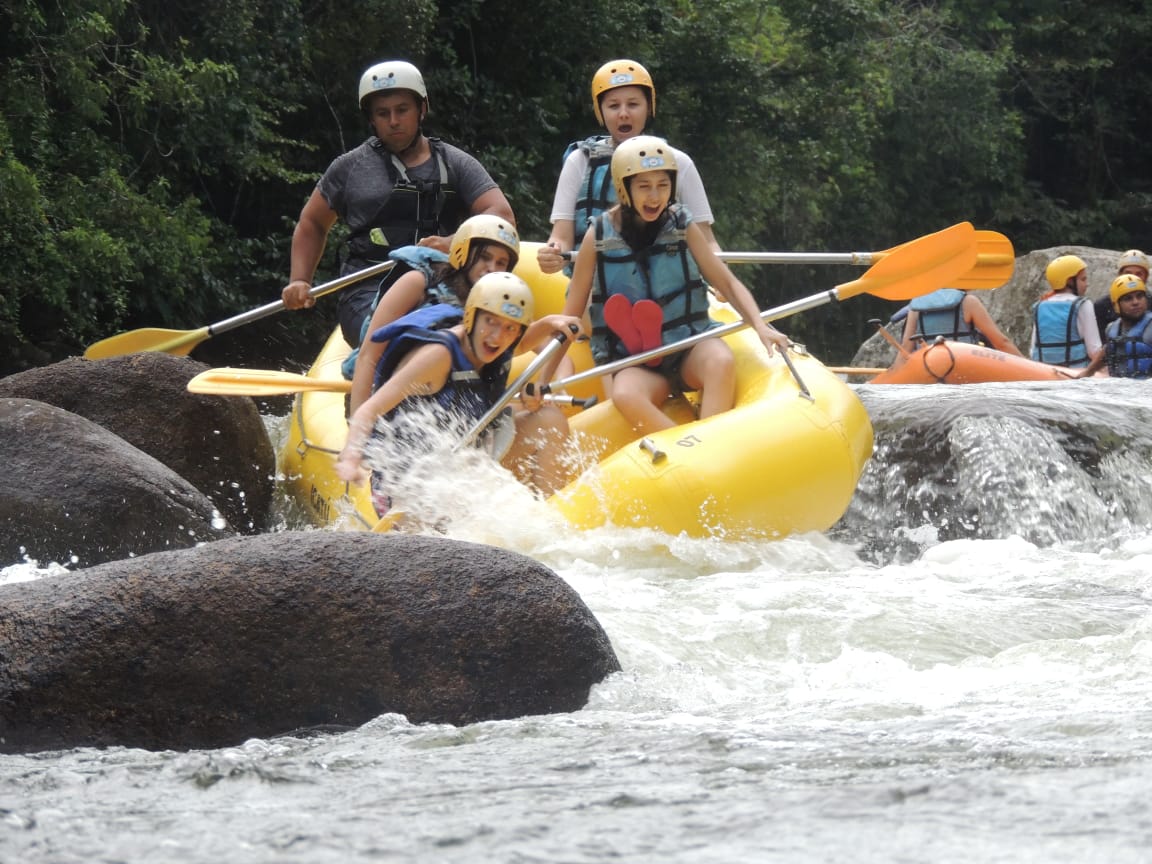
[1044, 254, 1087, 292]
[1116, 249, 1150, 277]
[1110, 273, 1147, 313]
[591, 59, 655, 126]
[611, 135, 677, 209]
[358, 61, 427, 110]
[448, 215, 520, 271]
[463, 272, 535, 332]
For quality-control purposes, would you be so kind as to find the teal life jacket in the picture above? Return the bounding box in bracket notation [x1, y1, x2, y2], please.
[909, 288, 980, 344]
[588, 204, 716, 363]
[1031, 296, 1091, 367]
[566, 135, 617, 241]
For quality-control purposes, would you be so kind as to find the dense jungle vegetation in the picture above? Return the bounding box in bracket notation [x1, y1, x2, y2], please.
[2, 0, 1149, 372]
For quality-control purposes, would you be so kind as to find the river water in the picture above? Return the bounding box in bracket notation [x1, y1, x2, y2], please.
[3, 379, 1152, 863]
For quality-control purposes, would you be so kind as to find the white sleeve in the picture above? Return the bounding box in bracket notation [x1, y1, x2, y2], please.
[549, 150, 589, 223]
[1078, 300, 1103, 354]
[670, 147, 714, 225]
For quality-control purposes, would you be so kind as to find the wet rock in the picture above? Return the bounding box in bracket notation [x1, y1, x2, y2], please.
[851, 245, 1123, 369]
[0, 532, 621, 753]
[0, 398, 233, 568]
[0, 353, 274, 532]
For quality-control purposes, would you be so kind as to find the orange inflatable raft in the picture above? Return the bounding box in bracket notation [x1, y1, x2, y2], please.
[867, 340, 1075, 384]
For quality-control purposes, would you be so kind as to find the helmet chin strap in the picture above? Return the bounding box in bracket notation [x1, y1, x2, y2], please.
[462, 324, 483, 367]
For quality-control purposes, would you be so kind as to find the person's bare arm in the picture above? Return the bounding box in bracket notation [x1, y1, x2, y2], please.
[348, 272, 430, 414]
[338, 344, 452, 482]
[965, 296, 1024, 357]
[283, 189, 339, 308]
[687, 224, 787, 355]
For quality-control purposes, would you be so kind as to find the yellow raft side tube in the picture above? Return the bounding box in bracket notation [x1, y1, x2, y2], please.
[548, 303, 874, 538]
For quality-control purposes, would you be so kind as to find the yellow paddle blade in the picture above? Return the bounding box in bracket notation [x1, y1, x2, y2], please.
[84, 326, 210, 359]
[187, 368, 351, 396]
[877, 229, 1014, 291]
[952, 230, 1015, 290]
[837, 222, 978, 302]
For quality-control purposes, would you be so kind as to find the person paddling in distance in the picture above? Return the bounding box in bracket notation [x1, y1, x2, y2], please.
[282, 60, 515, 348]
[539, 136, 789, 436]
[1029, 254, 1102, 369]
[536, 59, 720, 276]
[337, 272, 583, 516]
[891, 287, 1023, 367]
[1077, 274, 1152, 379]
[348, 214, 520, 415]
[1094, 249, 1150, 338]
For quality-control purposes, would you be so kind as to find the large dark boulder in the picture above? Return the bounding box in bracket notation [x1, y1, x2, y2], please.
[0, 398, 233, 568]
[0, 532, 621, 753]
[0, 353, 274, 532]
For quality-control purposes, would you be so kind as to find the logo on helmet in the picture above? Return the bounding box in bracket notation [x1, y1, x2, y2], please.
[608, 73, 635, 86]
[497, 227, 517, 246]
[500, 302, 526, 321]
[639, 155, 666, 169]
[371, 73, 398, 92]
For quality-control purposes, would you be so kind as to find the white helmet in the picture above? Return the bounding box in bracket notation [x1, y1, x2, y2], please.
[1117, 249, 1151, 277]
[358, 61, 427, 110]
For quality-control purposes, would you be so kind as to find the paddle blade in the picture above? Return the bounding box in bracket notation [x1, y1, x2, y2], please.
[950, 230, 1015, 290]
[83, 326, 211, 359]
[187, 368, 352, 396]
[835, 222, 978, 302]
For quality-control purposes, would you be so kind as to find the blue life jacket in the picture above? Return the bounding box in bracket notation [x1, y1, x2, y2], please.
[341, 246, 457, 379]
[909, 288, 980, 344]
[566, 135, 617, 241]
[369, 304, 510, 425]
[589, 204, 716, 363]
[1104, 312, 1152, 378]
[1031, 296, 1091, 367]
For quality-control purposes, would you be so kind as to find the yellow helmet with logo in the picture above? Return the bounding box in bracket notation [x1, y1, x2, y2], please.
[1044, 254, 1087, 292]
[611, 135, 677, 209]
[463, 272, 535, 332]
[448, 215, 520, 271]
[1116, 249, 1150, 277]
[358, 61, 427, 110]
[1110, 273, 1147, 313]
[591, 59, 655, 126]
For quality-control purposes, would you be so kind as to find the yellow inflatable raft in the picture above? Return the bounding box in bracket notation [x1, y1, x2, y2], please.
[279, 243, 874, 538]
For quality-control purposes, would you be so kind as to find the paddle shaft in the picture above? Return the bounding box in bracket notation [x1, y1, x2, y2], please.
[548, 288, 845, 390]
[454, 328, 576, 451]
[719, 250, 1012, 266]
[187, 366, 597, 405]
[203, 261, 396, 339]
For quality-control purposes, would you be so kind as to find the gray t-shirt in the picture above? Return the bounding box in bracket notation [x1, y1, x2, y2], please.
[317, 137, 499, 248]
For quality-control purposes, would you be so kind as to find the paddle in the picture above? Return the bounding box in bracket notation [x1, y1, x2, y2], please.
[186, 365, 597, 407]
[454, 326, 578, 451]
[719, 229, 1014, 290]
[828, 367, 888, 376]
[546, 222, 979, 391]
[83, 261, 397, 360]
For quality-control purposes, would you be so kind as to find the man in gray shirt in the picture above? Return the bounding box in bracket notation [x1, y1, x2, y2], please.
[282, 60, 515, 346]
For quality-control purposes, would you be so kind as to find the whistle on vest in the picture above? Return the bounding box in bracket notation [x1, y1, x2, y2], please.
[369, 227, 389, 248]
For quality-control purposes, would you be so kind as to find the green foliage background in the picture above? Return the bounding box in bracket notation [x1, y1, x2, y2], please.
[2, 0, 1149, 372]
